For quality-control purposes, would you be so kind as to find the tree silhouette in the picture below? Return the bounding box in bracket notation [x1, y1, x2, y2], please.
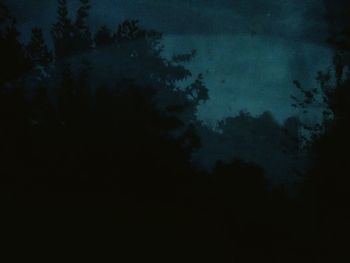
[0, 8, 30, 84]
[0, 1, 11, 24]
[74, 0, 92, 52]
[94, 25, 114, 48]
[26, 27, 52, 66]
[51, 0, 74, 59]
[116, 19, 143, 42]
[185, 73, 209, 106]
[289, 18, 350, 259]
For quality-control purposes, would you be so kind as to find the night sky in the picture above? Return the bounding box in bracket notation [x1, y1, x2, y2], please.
[5, 0, 333, 124]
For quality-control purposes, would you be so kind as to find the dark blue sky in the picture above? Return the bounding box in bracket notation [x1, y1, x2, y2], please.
[5, 0, 333, 124]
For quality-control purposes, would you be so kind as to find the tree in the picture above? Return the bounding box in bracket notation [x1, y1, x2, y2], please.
[116, 20, 143, 42]
[185, 73, 209, 106]
[0, 1, 11, 24]
[1, 0, 209, 206]
[290, 35, 350, 260]
[74, 0, 92, 52]
[291, 51, 348, 146]
[94, 25, 114, 48]
[51, 0, 74, 59]
[26, 27, 52, 66]
[0, 4, 30, 84]
[324, 0, 350, 55]
[298, 53, 350, 197]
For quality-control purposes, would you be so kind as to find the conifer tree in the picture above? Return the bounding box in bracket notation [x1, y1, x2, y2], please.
[51, 0, 74, 58]
[94, 25, 114, 48]
[26, 27, 52, 66]
[74, 0, 92, 52]
[0, 1, 11, 24]
[0, 6, 30, 84]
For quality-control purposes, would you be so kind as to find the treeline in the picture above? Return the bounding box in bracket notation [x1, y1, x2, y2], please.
[193, 111, 303, 186]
